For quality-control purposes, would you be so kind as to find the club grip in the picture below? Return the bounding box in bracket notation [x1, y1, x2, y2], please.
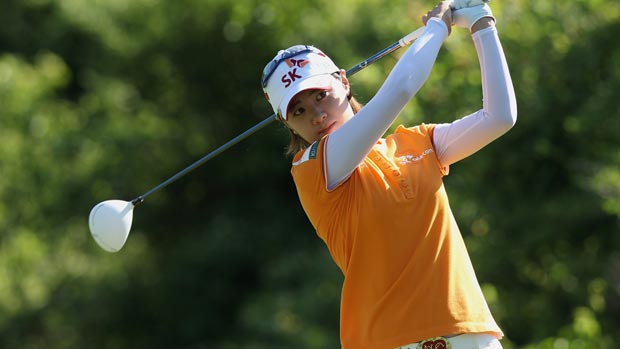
[398, 26, 426, 47]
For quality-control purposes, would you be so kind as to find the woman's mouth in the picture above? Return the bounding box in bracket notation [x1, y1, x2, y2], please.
[319, 122, 336, 138]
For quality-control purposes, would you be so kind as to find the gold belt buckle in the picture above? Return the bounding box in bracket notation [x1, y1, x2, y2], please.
[417, 336, 451, 349]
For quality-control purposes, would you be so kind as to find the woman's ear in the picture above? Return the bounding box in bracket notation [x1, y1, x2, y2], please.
[339, 69, 351, 95]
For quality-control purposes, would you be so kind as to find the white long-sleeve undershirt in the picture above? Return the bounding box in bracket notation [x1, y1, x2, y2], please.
[432, 26, 517, 166]
[324, 18, 449, 189]
[324, 22, 516, 190]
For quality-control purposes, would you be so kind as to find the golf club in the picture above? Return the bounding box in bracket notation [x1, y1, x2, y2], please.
[88, 0, 490, 253]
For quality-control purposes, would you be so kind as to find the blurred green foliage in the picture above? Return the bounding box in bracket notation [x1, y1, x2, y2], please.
[1, 0, 619, 348]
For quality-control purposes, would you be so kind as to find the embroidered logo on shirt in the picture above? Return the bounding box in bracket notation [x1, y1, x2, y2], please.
[397, 148, 434, 165]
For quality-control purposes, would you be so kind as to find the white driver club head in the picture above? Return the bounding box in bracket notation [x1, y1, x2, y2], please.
[84, 27, 435, 253]
[88, 200, 134, 252]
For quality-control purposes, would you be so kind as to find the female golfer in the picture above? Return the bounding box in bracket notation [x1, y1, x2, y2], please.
[261, 1, 516, 349]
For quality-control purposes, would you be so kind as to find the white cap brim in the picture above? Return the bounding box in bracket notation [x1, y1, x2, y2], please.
[277, 73, 334, 121]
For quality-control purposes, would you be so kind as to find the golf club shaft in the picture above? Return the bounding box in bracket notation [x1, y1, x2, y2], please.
[130, 26, 427, 206]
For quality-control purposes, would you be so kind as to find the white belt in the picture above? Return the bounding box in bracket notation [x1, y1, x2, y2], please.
[396, 333, 501, 349]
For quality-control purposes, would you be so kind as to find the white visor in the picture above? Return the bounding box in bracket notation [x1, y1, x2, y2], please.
[262, 46, 339, 120]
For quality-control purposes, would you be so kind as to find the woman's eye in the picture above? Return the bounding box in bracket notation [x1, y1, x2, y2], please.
[317, 91, 327, 100]
[293, 107, 305, 116]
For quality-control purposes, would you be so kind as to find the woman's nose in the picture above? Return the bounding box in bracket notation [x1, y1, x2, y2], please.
[311, 107, 327, 124]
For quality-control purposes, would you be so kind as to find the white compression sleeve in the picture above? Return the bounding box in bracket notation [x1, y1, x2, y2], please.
[432, 26, 517, 167]
[324, 18, 449, 190]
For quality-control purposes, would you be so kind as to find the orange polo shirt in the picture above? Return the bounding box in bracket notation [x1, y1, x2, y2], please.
[291, 123, 502, 349]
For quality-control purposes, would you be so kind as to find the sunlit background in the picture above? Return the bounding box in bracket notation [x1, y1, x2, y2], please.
[1, 0, 619, 348]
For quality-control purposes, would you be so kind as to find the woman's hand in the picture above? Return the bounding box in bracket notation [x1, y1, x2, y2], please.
[422, 1, 453, 35]
[470, 17, 495, 33]
[452, 4, 495, 33]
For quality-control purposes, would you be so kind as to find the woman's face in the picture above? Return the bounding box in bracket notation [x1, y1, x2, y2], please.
[284, 70, 354, 144]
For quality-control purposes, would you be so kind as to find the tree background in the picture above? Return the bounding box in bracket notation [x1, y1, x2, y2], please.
[1, 0, 619, 348]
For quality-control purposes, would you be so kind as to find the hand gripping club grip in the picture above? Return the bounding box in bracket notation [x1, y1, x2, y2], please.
[398, 0, 491, 46]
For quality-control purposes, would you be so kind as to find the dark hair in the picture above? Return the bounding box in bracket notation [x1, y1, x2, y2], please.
[283, 95, 363, 156]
